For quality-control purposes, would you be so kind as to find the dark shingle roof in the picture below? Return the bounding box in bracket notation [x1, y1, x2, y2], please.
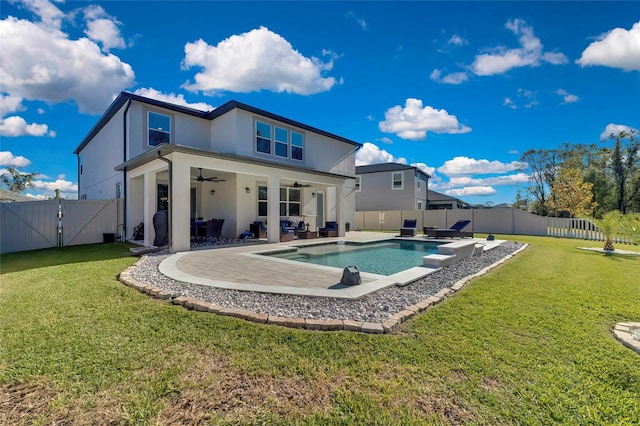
[74, 92, 361, 154]
[356, 163, 430, 179]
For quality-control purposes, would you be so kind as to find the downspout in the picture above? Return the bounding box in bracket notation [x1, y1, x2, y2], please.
[156, 151, 172, 250]
[122, 99, 132, 242]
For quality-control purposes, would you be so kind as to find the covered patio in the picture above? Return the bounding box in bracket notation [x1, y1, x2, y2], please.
[117, 145, 354, 252]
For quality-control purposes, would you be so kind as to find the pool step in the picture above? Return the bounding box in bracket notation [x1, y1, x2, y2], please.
[422, 253, 457, 267]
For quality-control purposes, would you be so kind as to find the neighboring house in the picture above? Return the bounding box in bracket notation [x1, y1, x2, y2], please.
[74, 92, 361, 252]
[355, 163, 430, 211]
[0, 188, 32, 202]
[427, 190, 471, 210]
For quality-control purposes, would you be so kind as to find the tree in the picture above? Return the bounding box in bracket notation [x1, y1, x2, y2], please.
[0, 167, 36, 193]
[605, 130, 640, 214]
[593, 210, 623, 252]
[519, 149, 561, 216]
[546, 167, 596, 218]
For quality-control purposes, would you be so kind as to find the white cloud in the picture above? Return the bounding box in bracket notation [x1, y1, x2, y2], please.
[0, 116, 54, 137]
[447, 173, 530, 187]
[0, 94, 26, 116]
[438, 156, 523, 176]
[85, 19, 126, 51]
[555, 88, 579, 104]
[133, 88, 213, 112]
[430, 69, 469, 84]
[472, 19, 567, 76]
[378, 98, 471, 141]
[502, 89, 538, 109]
[448, 34, 467, 46]
[600, 123, 638, 139]
[32, 177, 77, 193]
[0, 151, 31, 167]
[345, 11, 367, 30]
[577, 21, 640, 71]
[181, 26, 338, 95]
[0, 2, 135, 114]
[447, 186, 496, 197]
[377, 136, 393, 145]
[355, 142, 406, 166]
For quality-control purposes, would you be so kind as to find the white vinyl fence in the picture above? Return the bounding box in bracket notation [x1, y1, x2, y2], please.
[353, 208, 626, 243]
[1, 199, 123, 254]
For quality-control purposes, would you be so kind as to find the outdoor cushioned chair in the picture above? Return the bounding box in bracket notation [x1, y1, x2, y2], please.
[250, 221, 267, 239]
[424, 220, 473, 238]
[400, 219, 418, 237]
[280, 221, 295, 242]
[318, 221, 338, 237]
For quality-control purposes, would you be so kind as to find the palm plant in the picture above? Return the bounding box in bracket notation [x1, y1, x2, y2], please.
[592, 210, 623, 252]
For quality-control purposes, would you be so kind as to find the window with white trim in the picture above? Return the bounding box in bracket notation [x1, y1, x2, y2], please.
[291, 131, 304, 161]
[148, 112, 171, 146]
[274, 126, 288, 157]
[256, 121, 271, 154]
[417, 179, 421, 190]
[280, 188, 301, 216]
[417, 201, 423, 210]
[392, 172, 404, 190]
[115, 182, 122, 199]
[258, 185, 268, 216]
[355, 176, 361, 191]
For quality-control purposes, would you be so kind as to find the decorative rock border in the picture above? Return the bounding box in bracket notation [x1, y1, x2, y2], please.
[118, 243, 528, 334]
[613, 322, 640, 355]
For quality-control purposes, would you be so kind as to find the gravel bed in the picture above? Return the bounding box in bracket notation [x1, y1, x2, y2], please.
[129, 241, 524, 322]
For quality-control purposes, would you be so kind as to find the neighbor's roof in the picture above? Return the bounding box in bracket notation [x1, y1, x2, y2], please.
[0, 188, 33, 202]
[356, 163, 431, 179]
[74, 92, 362, 154]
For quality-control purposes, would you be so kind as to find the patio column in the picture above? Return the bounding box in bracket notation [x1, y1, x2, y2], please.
[171, 161, 191, 252]
[143, 171, 156, 247]
[267, 175, 280, 243]
[337, 181, 346, 237]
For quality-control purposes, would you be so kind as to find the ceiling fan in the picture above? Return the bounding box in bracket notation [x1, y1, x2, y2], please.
[193, 168, 226, 182]
[289, 181, 311, 188]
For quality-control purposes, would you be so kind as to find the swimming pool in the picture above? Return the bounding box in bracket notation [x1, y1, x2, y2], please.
[263, 239, 441, 275]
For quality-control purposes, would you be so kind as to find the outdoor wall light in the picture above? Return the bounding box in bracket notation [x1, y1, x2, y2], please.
[210, 189, 215, 195]
[312, 192, 316, 197]
[245, 187, 251, 194]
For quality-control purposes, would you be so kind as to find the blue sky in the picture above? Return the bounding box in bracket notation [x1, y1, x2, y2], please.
[1, 1, 639, 204]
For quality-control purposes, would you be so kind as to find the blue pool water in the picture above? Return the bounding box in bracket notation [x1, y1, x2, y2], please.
[264, 240, 441, 275]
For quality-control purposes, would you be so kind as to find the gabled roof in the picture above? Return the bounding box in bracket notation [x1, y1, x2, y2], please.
[356, 162, 430, 179]
[427, 189, 459, 202]
[74, 92, 361, 154]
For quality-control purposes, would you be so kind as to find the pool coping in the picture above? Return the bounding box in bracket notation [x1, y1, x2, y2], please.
[118, 242, 529, 334]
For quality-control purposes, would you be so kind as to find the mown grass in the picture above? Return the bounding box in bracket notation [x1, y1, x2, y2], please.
[1, 236, 639, 425]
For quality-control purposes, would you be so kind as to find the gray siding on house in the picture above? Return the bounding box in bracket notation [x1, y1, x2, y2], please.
[355, 166, 428, 211]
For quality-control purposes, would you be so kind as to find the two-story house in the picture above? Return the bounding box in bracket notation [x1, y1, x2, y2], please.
[355, 163, 430, 211]
[74, 92, 361, 252]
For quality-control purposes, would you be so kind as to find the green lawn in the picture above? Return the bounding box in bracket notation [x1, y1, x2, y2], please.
[1, 236, 639, 425]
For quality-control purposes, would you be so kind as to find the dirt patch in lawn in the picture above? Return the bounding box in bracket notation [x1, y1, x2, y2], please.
[156, 355, 342, 423]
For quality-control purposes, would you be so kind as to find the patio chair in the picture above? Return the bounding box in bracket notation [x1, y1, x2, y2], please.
[400, 219, 417, 237]
[206, 218, 224, 241]
[280, 221, 295, 242]
[318, 221, 338, 237]
[250, 221, 267, 239]
[424, 220, 473, 238]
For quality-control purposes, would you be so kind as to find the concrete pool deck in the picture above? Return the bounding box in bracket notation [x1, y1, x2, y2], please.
[158, 232, 505, 299]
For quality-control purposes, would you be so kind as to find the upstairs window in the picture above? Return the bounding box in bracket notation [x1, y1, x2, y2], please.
[275, 126, 288, 157]
[256, 121, 271, 154]
[148, 112, 171, 146]
[392, 172, 404, 190]
[355, 176, 361, 191]
[291, 131, 304, 161]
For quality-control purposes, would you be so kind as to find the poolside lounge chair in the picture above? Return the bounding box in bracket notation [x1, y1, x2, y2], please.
[424, 220, 473, 239]
[400, 219, 418, 237]
[280, 220, 295, 242]
[318, 221, 338, 237]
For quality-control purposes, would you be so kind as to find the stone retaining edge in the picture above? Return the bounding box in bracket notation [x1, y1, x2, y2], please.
[118, 243, 530, 334]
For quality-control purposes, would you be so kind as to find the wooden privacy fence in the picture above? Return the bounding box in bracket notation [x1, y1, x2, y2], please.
[1, 199, 122, 254]
[353, 208, 628, 243]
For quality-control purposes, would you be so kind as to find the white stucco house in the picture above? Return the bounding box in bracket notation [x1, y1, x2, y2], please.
[74, 92, 361, 252]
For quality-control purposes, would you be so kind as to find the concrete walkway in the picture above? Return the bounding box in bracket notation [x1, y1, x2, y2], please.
[159, 232, 503, 299]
